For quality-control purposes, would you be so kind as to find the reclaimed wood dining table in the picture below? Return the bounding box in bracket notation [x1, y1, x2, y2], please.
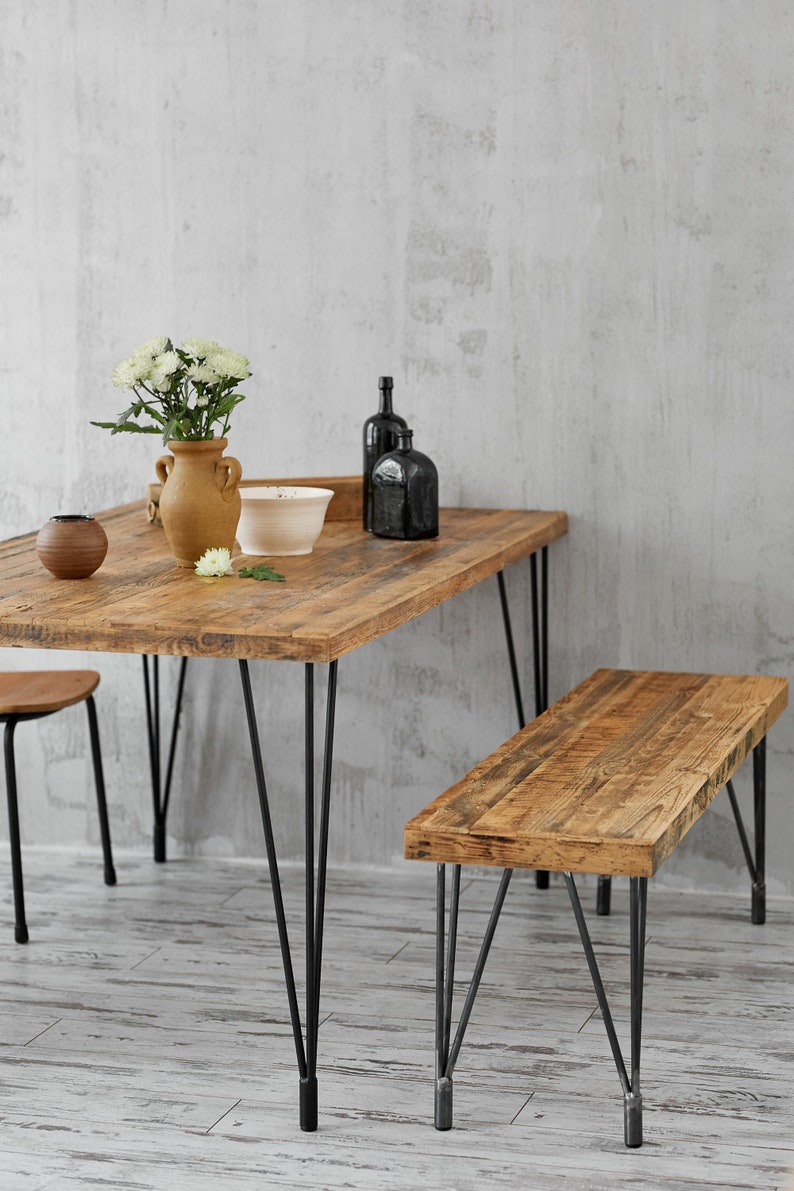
[0, 483, 567, 1130]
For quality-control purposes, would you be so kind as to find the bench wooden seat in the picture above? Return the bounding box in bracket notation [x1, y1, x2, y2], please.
[404, 668, 788, 1147]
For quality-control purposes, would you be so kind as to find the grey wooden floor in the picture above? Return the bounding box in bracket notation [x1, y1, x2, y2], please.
[0, 850, 791, 1190]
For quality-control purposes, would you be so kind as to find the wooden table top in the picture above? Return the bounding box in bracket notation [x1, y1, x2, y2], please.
[0, 500, 568, 663]
[405, 668, 788, 876]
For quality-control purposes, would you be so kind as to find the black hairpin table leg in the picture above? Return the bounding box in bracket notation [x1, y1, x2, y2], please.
[239, 657, 338, 1131]
[497, 545, 550, 888]
[141, 655, 189, 863]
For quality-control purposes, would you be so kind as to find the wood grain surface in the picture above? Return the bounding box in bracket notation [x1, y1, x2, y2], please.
[0, 670, 100, 715]
[0, 502, 568, 663]
[405, 668, 789, 877]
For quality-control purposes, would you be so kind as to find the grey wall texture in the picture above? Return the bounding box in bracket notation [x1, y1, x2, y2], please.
[1, 0, 792, 894]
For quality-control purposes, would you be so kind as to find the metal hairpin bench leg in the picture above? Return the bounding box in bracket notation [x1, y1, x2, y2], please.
[431, 864, 648, 1147]
[433, 864, 513, 1130]
[565, 871, 648, 1147]
[725, 736, 766, 924]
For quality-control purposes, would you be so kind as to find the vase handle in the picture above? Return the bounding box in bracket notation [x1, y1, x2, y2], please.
[155, 454, 174, 485]
[216, 455, 242, 502]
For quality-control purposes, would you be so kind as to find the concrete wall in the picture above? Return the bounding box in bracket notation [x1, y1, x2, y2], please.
[1, 0, 793, 893]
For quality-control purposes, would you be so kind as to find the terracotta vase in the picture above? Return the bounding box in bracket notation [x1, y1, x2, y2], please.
[36, 515, 109, 579]
[155, 438, 242, 568]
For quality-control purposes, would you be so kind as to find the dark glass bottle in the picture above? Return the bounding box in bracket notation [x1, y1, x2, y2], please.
[371, 427, 439, 540]
[362, 376, 407, 532]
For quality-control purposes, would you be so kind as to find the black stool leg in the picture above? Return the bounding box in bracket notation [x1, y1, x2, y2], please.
[4, 719, 28, 944]
[85, 696, 116, 887]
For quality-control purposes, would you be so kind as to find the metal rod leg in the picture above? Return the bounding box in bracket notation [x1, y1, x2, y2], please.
[625, 876, 647, 1147]
[435, 864, 446, 1072]
[238, 660, 306, 1079]
[529, 551, 550, 889]
[313, 661, 338, 1012]
[446, 868, 512, 1074]
[301, 659, 339, 1131]
[142, 656, 164, 861]
[565, 873, 630, 1094]
[527, 545, 550, 714]
[565, 871, 647, 1148]
[239, 659, 339, 1132]
[596, 875, 612, 916]
[142, 655, 189, 863]
[752, 738, 766, 925]
[442, 865, 461, 1070]
[85, 695, 116, 887]
[529, 554, 543, 719]
[434, 863, 458, 1130]
[302, 663, 318, 1131]
[162, 657, 189, 821]
[434, 866, 513, 1131]
[497, 571, 526, 730]
[726, 779, 757, 878]
[498, 554, 553, 892]
[540, 545, 548, 712]
[3, 720, 28, 944]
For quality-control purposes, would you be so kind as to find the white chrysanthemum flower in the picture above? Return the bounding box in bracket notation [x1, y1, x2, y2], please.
[149, 350, 181, 391]
[194, 393, 209, 408]
[111, 354, 153, 388]
[134, 336, 169, 358]
[188, 363, 218, 385]
[183, 337, 221, 360]
[206, 348, 251, 380]
[152, 350, 180, 376]
[195, 547, 233, 577]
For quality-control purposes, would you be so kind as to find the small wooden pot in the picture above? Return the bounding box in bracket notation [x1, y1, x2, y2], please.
[36, 515, 108, 579]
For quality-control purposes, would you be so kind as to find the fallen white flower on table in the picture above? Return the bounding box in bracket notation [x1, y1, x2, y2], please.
[195, 547, 233, 577]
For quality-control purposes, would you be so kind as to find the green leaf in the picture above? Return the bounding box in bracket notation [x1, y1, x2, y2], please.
[238, 564, 286, 582]
[90, 419, 160, 435]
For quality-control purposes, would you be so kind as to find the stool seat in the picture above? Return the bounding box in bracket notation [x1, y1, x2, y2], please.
[0, 671, 100, 717]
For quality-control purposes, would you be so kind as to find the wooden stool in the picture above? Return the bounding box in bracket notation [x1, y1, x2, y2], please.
[0, 671, 116, 943]
[405, 668, 788, 1146]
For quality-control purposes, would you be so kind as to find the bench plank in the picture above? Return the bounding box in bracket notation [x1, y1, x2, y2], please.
[404, 669, 788, 877]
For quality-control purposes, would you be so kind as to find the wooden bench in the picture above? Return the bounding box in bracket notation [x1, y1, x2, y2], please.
[404, 668, 788, 1147]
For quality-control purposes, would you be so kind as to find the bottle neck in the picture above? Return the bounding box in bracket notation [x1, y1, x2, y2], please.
[379, 391, 394, 416]
[396, 428, 413, 451]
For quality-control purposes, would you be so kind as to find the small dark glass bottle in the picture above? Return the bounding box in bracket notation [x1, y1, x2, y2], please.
[371, 427, 439, 540]
[362, 376, 407, 532]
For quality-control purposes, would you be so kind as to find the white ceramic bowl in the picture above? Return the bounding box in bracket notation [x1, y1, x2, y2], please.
[236, 485, 334, 556]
